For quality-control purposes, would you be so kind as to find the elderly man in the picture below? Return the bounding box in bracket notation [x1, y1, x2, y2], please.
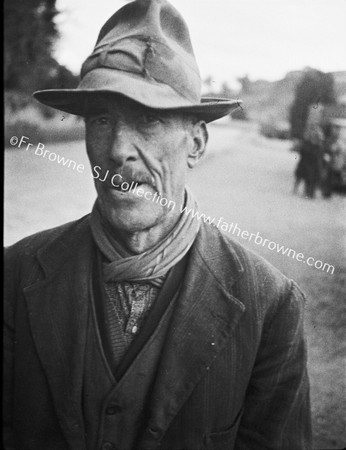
[4, 1, 311, 449]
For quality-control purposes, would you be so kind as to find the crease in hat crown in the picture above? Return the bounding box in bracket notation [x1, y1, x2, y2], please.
[80, 0, 202, 104]
[33, 0, 242, 122]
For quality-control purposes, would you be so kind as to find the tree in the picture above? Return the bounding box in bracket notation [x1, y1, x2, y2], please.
[220, 82, 233, 98]
[4, 0, 78, 93]
[237, 75, 251, 95]
[202, 75, 215, 95]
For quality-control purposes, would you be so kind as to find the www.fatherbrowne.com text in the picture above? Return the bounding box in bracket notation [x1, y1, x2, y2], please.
[9, 135, 335, 275]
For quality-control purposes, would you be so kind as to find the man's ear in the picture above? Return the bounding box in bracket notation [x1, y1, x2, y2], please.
[187, 121, 208, 168]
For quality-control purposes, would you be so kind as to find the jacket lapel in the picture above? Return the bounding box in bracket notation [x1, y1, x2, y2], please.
[23, 217, 93, 449]
[140, 223, 245, 445]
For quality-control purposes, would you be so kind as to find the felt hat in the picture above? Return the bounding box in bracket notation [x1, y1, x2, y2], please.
[34, 0, 241, 123]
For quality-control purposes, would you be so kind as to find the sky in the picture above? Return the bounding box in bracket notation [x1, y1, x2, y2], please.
[54, 0, 346, 89]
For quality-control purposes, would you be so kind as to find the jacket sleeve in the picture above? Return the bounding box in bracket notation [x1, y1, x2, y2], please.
[235, 280, 312, 450]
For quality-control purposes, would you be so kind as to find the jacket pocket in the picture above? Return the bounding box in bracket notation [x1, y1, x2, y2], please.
[204, 407, 243, 450]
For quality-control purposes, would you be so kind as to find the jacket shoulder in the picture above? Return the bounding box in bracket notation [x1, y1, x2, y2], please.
[203, 223, 290, 285]
[199, 223, 305, 315]
[5, 215, 90, 263]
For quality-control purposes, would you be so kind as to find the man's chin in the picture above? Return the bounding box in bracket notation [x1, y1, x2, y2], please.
[108, 215, 160, 233]
[100, 201, 163, 234]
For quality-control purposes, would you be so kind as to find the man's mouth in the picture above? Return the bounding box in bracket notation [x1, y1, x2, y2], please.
[96, 167, 158, 197]
[111, 180, 138, 192]
[106, 177, 158, 200]
[111, 179, 151, 192]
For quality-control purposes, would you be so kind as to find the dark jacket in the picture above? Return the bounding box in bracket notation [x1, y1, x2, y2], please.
[3, 215, 311, 450]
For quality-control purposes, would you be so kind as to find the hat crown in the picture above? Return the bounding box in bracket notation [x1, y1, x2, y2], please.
[33, 0, 240, 122]
[97, 0, 194, 54]
[81, 0, 201, 103]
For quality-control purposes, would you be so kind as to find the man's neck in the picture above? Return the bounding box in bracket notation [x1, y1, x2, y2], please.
[109, 211, 181, 255]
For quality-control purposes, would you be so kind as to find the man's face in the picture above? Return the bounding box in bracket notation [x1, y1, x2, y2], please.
[85, 95, 205, 234]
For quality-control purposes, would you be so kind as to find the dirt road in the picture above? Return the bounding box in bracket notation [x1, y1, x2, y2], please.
[5, 121, 346, 448]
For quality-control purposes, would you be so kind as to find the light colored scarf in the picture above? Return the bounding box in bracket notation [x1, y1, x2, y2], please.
[90, 188, 200, 285]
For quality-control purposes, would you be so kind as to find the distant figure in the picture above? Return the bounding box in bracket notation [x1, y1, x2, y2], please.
[322, 120, 346, 197]
[293, 124, 324, 198]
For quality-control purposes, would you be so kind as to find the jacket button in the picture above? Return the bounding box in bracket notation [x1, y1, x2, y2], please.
[101, 442, 116, 450]
[149, 427, 162, 439]
[105, 405, 122, 415]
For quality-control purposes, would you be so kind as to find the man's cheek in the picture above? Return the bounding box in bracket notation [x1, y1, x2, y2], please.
[87, 144, 106, 166]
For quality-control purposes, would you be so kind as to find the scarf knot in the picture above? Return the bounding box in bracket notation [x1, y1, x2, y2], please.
[90, 189, 200, 286]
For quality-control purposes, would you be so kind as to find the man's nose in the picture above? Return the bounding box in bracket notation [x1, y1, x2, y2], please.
[109, 121, 138, 166]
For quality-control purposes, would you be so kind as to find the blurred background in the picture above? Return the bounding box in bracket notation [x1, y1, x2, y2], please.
[4, 1, 346, 448]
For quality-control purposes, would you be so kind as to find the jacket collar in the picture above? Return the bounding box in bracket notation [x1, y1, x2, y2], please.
[35, 215, 92, 277]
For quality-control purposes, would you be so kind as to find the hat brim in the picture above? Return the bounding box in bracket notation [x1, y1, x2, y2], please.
[33, 69, 242, 123]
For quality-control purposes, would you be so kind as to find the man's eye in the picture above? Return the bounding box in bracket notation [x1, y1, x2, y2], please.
[88, 116, 111, 126]
[140, 114, 161, 125]
[96, 117, 111, 125]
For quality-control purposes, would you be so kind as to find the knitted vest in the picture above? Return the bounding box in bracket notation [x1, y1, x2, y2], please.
[82, 256, 187, 450]
[82, 294, 177, 450]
